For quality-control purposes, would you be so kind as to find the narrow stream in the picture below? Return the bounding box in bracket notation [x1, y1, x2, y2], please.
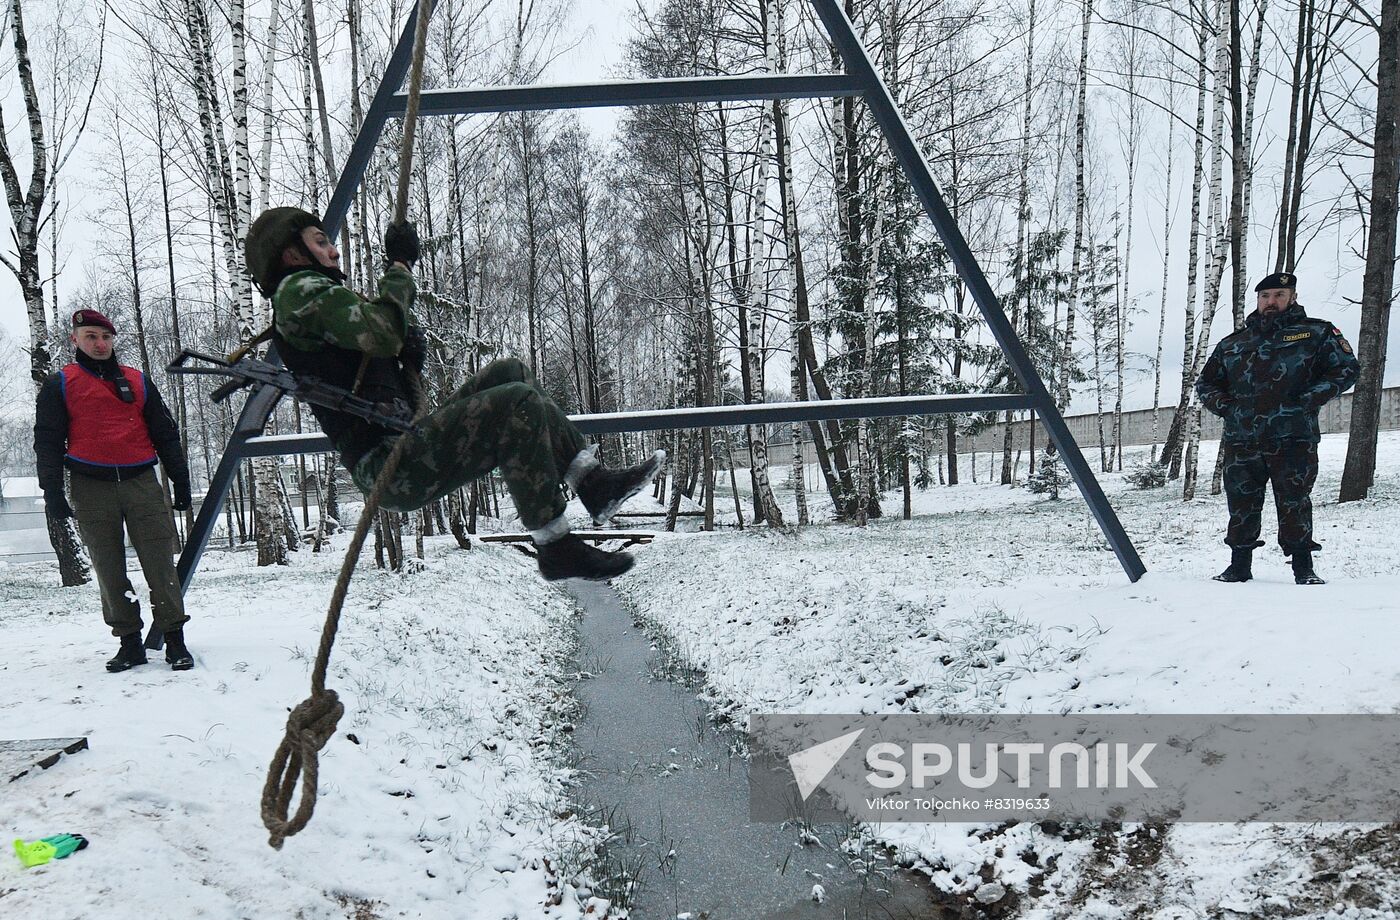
[565, 580, 945, 920]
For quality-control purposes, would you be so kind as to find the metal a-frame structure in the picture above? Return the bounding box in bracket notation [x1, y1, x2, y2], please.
[173, 0, 1146, 593]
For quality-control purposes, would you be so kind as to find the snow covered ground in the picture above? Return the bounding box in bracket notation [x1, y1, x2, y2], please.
[3, 431, 1397, 919]
[0, 521, 614, 919]
[617, 431, 1400, 918]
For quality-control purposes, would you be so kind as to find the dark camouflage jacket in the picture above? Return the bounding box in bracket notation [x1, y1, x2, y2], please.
[271, 266, 416, 468]
[1196, 302, 1360, 445]
[273, 265, 414, 356]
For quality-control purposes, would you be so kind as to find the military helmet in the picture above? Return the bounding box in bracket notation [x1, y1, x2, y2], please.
[245, 207, 325, 297]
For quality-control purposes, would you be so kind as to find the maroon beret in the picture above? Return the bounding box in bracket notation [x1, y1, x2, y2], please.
[71, 309, 116, 334]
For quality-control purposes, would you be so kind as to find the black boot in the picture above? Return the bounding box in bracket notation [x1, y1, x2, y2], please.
[1213, 546, 1254, 583]
[574, 449, 666, 526]
[1292, 551, 1325, 585]
[106, 632, 148, 673]
[536, 533, 636, 582]
[164, 628, 195, 671]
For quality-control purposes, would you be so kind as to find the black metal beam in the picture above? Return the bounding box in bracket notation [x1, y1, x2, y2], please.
[152, 375, 288, 648]
[568, 393, 1032, 435]
[394, 74, 868, 116]
[809, 0, 1145, 582]
[173, 376, 284, 595]
[178, 0, 1146, 595]
[322, 0, 432, 237]
[238, 393, 1035, 458]
[242, 432, 335, 457]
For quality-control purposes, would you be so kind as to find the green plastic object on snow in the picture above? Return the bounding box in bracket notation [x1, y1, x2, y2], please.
[13, 833, 87, 867]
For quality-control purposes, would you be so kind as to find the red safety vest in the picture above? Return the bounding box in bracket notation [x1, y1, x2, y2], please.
[61, 363, 157, 468]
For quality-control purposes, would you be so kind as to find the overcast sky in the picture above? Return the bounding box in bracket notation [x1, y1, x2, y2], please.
[0, 0, 1394, 420]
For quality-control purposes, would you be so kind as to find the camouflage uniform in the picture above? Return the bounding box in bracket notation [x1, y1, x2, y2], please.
[353, 357, 585, 529]
[272, 267, 586, 532]
[1196, 302, 1360, 555]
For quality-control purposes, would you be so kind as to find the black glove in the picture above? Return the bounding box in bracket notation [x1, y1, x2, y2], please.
[44, 490, 74, 520]
[384, 222, 420, 269]
[400, 325, 429, 375]
[172, 482, 193, 512]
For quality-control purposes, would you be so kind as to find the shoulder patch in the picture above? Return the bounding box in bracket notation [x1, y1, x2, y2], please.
[1332, 326, 1353, 354]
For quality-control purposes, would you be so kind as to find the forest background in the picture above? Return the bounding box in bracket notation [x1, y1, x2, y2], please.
[0, 0, 1393, 580]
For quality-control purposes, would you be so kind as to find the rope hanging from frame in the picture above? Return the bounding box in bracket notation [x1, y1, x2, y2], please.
[259, 0, 434, 850]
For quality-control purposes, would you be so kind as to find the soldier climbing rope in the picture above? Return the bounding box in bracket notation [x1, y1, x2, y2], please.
[258, 0, 434, 850]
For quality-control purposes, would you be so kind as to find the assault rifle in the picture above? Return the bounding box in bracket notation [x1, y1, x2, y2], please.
[167, 349, 418, 435]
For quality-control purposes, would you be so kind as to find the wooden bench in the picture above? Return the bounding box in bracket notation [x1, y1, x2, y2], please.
[478, 531, 656, 554]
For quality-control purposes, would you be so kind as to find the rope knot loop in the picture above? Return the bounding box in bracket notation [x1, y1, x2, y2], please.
[260, 689, 345, 850]
[287, 690, 344, 748]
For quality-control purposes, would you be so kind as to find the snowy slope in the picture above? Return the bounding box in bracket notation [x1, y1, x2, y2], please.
[0, 528, 613, 920]
[615, 431, 1400, 918]
[3, 430, 1396, 919]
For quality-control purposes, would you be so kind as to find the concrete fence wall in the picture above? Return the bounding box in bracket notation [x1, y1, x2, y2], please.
[960, 385, 1400, 454]
[752, 386, 1400, 467]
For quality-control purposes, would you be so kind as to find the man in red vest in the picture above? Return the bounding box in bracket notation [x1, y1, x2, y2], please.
[33, 309, 196, 672]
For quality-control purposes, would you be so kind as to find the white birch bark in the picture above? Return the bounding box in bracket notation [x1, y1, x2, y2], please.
[1165, 15, 1213, 475]
[227, 0, 287, 562]
[1005, 0, 1036, 484]
[775, 0, 807, 525]
[231, 0, 252, 298]
[258, 0, 282, 213]
[1060, 0, 1093, 412]
[185, 0, 252, 342]
[856, 159, 888, 527]
[1116, 17, 1143, 473]
[1184, 0, 1231, 501]
[1091, 230, 1108, 472]
[0, 0, 90, 584]
[745, 0, 785, 528]
[1152, 83, 1176, 460]
[1236, 0, 1268, 327]
[1210, 0, 1269, 494]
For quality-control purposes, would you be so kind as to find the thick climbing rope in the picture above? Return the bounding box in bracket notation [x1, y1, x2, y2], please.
[260, 0, 434, 851]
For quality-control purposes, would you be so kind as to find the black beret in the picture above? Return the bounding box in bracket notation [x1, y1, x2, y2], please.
[1254, 272, 1297, 292]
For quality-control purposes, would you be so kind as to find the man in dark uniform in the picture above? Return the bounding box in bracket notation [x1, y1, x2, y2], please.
[33, 309, 197, 671]
[243, 207, 664, 581]
[1196, 272, 1360, 584]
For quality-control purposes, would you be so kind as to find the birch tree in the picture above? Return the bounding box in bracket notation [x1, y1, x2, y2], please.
[773, 0, 808, 525]
[1004, 0, 1038, 484]
[1060, 0, 1093, 413]
[1162, 5, 1215, 475]
[1183, 0, 1233, 500]
[744, 0, 786, 528]
[0, 0, 93, 585]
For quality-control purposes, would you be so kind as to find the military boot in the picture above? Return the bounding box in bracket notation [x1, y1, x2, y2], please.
[1213, 546, 1254, 583]
[536, 533, 636, 582]
[572, 449, 667, 526]
[106, 632, 148, 673]
[164, 628, 195, 671]
[1292, 550, 1325, 585]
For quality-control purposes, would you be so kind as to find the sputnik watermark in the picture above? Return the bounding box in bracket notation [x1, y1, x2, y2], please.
[749, 714, 1400, 823]
[864, 741, 1156, 790]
